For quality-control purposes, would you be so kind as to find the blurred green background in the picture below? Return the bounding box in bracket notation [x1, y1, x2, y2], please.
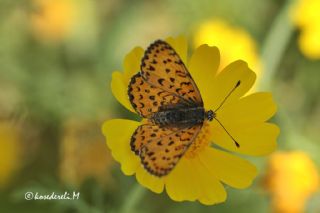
[0, 0, 319, 212]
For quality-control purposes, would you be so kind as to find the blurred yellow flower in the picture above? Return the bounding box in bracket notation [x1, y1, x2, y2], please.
[264, 151, 319, 213]
[30, 0, 96, 44]
[59, 119, 114, 187]
[292, 0, 320, 59]
[31, 0, 77, 41]
[194, 20, 262, 83]
[0, 121, 20, 188]
[103, 36, 279, 205]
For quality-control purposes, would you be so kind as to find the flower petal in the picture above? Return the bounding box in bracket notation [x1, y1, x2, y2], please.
[123, 47, 144, 80]
[188, 44, 220, 108]
[135, 166, 164, 193]
[210, 122, 280, 156]
[218, 92, 277, 126]
[165, 157, 226, 205]
[110, 47, 144, 112]
[111, 72, 135, 112]
[164, 158, 198, 202]
[194, 157, 227, 205]
[199, 147, 257, 189]
[102, 119, 140, 175]
[206, 60, 256, 111]
[166, 36, 188, 64]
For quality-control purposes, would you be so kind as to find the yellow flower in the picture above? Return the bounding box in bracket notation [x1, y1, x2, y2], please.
[102, 36, 279, 205]
[264, 151, 319, 213]
[30, 0, 96, 43]
[0, 121, 20, 188]
[31, 0, 77, 41]
[292, 0, 320, 59]
[194, 20, 261, 81]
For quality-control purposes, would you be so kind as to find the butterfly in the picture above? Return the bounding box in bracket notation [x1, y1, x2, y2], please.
[128, 40, 239, 177]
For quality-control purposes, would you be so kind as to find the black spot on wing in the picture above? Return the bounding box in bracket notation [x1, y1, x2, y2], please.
[158, 78, 165, 86]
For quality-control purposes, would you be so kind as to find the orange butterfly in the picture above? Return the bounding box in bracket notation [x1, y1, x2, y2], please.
[128, 40, 239, 177]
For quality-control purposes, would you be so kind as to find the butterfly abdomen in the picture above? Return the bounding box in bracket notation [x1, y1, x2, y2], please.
[150, 107, 205, 127]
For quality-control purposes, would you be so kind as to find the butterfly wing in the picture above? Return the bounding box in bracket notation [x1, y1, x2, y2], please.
[128, 73, 184, 118]
[131, 122, 203, 177]
[140, 40, 203, 106]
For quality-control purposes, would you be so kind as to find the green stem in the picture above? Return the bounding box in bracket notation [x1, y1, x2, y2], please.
[260, 0, 295, 89]
[120, 184, 146, 213]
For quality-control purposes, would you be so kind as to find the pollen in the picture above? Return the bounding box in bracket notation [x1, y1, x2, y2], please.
[185, 122, 211, 159]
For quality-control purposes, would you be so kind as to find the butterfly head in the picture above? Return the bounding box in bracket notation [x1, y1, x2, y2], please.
[206, 110, 215, 121]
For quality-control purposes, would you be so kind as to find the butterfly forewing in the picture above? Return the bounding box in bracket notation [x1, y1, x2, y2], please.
[131, 122, 203, 177]
[140, 40, 203, 106]
[128, 73, 182, 118]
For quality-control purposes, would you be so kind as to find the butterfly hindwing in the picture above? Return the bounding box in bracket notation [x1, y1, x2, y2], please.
[128, 73, 182, 118]
[131, 122, 203, 177]
[140, 40, 203, 106]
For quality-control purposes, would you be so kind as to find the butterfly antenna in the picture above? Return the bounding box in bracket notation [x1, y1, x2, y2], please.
[214, 117, 240, 148]
[212, 80, 241, 148]
[214, 80, 241, 113]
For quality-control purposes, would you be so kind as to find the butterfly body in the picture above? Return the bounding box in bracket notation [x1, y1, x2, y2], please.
[150, 106, 205, 128]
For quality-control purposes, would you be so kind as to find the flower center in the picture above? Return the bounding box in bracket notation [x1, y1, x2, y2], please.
[185, 122, 211, 159]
